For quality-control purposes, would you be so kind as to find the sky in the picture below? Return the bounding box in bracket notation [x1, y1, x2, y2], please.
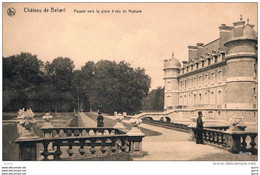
[3, 3, 257, 90]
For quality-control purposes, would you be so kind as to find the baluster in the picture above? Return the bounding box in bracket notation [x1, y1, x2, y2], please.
[41, 141, 50, 160]
[219, 133, 223, 145]
[214, 132, 218, 143]
[209, 132, 213, 143]
[120, 138, 127, 152]
[54, 141, 62, 159]
[89, 138, 96, 154]
[66, 130, 72, 137]
[93, 129, 97, 135]
[86, 129, 90, 136]
[250, 135, 257, 155]
[74, 130, 80, 137]
[101, 129, 105, 135]
[79, 129, 83, 136]
[79, 140, 86, 155]
[110, 138, 117, 153]
[56, 129, 61, 138]
[100, 139, 107, 154]
[241, 135, 247, 151]
[217, 133, 221, 145]
[206, 131, 209, 142]
[108, 129, 112, 135]
[59, 129, 65, 137]
[67, 140, 74, 157]
[202, 130, 206, 141]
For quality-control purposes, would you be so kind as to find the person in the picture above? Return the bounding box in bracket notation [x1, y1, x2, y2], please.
[196, 111, 204, 144]
[97, 112, 104, 127]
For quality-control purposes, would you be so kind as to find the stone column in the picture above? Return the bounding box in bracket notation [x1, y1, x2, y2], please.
[15, 110, 39, 161]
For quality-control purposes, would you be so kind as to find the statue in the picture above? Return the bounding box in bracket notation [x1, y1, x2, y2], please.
[17, 108, 26, 119]
[228, 115, 245, 131]
[113, 113, 125, 129]
[127, 116, 144, 136]
[17, 108, 38, 140]
[42, 112, 54, 129]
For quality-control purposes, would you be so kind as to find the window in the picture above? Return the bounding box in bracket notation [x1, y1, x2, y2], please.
[217, 91, 222, 104]
[184, 80, 187, 90]
[208, 58, 211, 65]
[210, 91, 215, 104]
[193, 77, 197, 88]
[202, 61, 204, 68]
[180, 96, 183, 105]
[167, 81, 171, 91]
[204, 74, 208, 85]
[199, 76, 202, 87]
[211, 72, 215, 85]
[218, 70, 222, 83]
[180, 81, 183, 90]
[194, 94, 197, 106]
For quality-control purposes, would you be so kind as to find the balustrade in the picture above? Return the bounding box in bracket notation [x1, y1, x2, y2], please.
[41, 127, 125, 138]
[16, 127, 145, 161]
[190, 127, 257, 154]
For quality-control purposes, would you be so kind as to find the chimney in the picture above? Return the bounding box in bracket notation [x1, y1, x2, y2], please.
[219, 24, 232, 51]
[188, 46, 198, 62]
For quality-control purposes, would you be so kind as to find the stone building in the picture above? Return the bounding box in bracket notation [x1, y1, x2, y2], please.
[163, 17, 257, 126]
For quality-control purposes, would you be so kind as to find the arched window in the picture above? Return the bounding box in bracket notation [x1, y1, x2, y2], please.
[211, 91, 215, 104]
[217, 91, 222, 104]
[218, 70, 222, 83]
[199, 93, 202, 105]
[180, 96, 183, 105]
[194, 94, 197, 106]
[211, 72, 215, 85]
[204, 74, 208, 85]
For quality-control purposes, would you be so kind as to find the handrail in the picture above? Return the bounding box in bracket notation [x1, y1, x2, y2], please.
[16, 126, 145, 161]
[189, 127, 257, 154]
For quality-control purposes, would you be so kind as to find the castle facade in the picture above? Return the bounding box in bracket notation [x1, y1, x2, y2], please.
[163, 17, 257, 125]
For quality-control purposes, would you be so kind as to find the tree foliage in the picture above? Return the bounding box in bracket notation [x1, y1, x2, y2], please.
[142, 87, 164, 111]
[3, 53, 151, 114]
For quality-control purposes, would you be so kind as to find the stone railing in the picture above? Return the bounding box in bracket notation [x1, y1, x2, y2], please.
[142, 118, 190, 133]
[15, 127, 145, 161]
[189, 127, 257, 154]
[41, 127, 126, 138]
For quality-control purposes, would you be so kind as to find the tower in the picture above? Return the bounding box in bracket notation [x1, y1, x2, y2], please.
[163, 53, 181, 110]
[224, 16, 257, 122]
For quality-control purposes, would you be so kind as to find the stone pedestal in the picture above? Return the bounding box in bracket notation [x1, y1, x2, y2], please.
[17, 141, 38, 161]
[113, 114, 126, 129]
[127, 116, 146, 157]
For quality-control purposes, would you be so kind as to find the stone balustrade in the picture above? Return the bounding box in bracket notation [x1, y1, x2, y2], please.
[142, 118, 190, 133]
[15, 127, 145, 161]
[41, 127, 126, 138]
[189, 127, 257, 154]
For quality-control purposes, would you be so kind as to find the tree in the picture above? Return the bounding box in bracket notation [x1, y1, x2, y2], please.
[88, 60, 151, 114]
[3, 52, 44, 111]
[44, 57, 75, 112]
[142, 87, 164, 111]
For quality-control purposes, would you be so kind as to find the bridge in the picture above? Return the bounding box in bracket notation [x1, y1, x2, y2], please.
[13, 112, 257, 161]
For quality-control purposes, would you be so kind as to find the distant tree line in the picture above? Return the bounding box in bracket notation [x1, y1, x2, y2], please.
[3, 52, 151, 114]
[141, 87, 164, 111]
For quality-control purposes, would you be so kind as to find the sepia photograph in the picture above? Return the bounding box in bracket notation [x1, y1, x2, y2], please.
[1, 2, 258, 170]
